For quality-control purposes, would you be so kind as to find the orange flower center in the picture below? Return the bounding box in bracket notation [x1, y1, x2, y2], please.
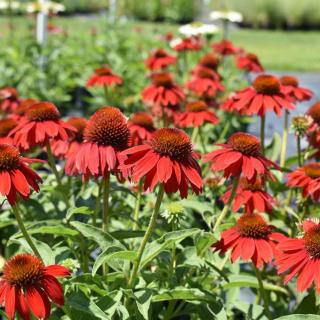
[186, 101, 208, 112]
[0, 87, 17, 100]
[3, 253, 44, 286]
[26, 102, 60, 121]
[308, 102, 320, 125]
[195, 67, 215, 79]
[253, 75, 280, 95]
[280, 76, 299, 87]
[95, 66, 112, 76]
[14, 98, 38, 116]
[130, 112, 154, 130]
[0, 118, 18, 137]
[304, 225, 320, 258]
[0, 144, 20, 171]
[304, 163, 320, 179]
[68, 117, 87, 142]
[154, 49, 168, 58]
[151, 128, 192, 160]
[239, 177, 263, 191]
[84, 107, 129, 149]
[227, 132, 261, 156]
[200, 54, 219, 70]
[246, 53, 259, 63]
[237, 213, 271, 239]
[151, 73, 174, 88]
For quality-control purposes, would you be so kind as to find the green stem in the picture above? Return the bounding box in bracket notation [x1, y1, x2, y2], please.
[217, 120, 230, 143]
[260, 115, 265, 155]
[133, 181, 143, 231]
[198, 126, 207, 153]
[128, 185, 165, 289]
[12, 205, 41, 259]
[253, 264, 272, 320]
[102, 171, 111, 233]
[280, 111, 289, 167]
[213, 178, 239, 232]
[191, 127, 199, 144]
[103, 85, 109, 104]
[297, 135, 302, 167]
[46, 142, 62, 186]
[93, 182, 102, 227]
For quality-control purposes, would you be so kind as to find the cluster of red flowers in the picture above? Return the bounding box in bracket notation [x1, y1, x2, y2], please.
[1, 31, 320, 320]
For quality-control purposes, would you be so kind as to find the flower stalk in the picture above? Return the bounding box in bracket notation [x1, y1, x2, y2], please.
[280, 111, 289, 167]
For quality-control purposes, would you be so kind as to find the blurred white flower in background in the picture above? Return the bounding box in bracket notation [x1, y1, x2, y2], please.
[179, 22, 219, 37]
[210, 10, 243, 23]
[169, 37, 183, 48]
[0, 1, 20, 10]
[26, 1, 65, 14]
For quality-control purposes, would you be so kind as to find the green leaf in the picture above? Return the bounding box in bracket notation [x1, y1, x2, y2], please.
[92, 248, 137, 276]
[134, 289, 153, 320]
[29, 224, 78, 237]
[275, 316, 320, 320]
[141, 228, 199, 268]
[111, 230, 145, 240]
[66, 206, 94, 221]
[229, 301, 267, 320]
[70, 221, 121, 250]
[195, 232, 217, 256]
[223, 275, 288, 294]
[181, 199, 213, 214]
[153, 288, 216, 303]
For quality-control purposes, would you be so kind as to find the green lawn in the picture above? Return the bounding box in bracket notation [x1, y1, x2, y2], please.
[1, 15, 320, 72]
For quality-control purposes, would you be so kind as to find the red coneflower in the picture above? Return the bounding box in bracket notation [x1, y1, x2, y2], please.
[128, 112, 155, 146]
[0, 118, 18, 144]
[144, 48, 177, 70]
[51, 117, 87, 159]
[211, 39, 238, 56]
[308, 101, 320, 126]
[280, 76, 313, 102]
[287, 163, 320, 201]
[275, 220, 320, 293]
[214, 213, 284, 268]
[185, 66, 224, 98]
[0, 253, 70, 320]
[236, 53, 264, 73]
[0, 144, 42, 205]
[142, 72, 185, 107]
[221, 177, 275, 214]
[65, 107, 129, 178]
[150, 102, 181, 124]
[199, 53, 220, 70]
[11, 98, 38, 120]
[86, 66, 122, 88]
[172, 37, 202, 52]
[177, 100, 219, 128]
[222, 74, 295, 117]
[120, 128, 202, 198]
[9, 102, 76, 151]
[204, 132, 280, 182]
[0, 87, 20, 113]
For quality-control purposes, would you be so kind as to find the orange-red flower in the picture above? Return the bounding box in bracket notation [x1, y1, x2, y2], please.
[177, 100, 219, 128]
[211, 39, 238, 55]
[172, 37, 202, 52]
[0, 118, 18, 144]
[185, 66, 224, 98]
[86, 66, 122, 87]
[198, 53, 220, 71]
[0, 87, 20, 113]
[51, 117, 87, 159]
[9, 102, 76, 151]
[222, 74, 295, 117]
[236, 52, 264, 73]
[11, 98, 38, 120]
[65, 107, 129, 179]
[121, 128, 202, 198]
[128, 112, 155, 146]
[0, 144, 43, 205]
[144, 48, 177, 70]
[221, 177, 275, 214]
[0, 253, 70, 320]
[142, 73, 185, 107]
[275, 220, 320, 293]
[204, 132, 280, 182]
[214, 213, 284, 268]
[280, 76, 313, 102]
[287, 163, 320, 201]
